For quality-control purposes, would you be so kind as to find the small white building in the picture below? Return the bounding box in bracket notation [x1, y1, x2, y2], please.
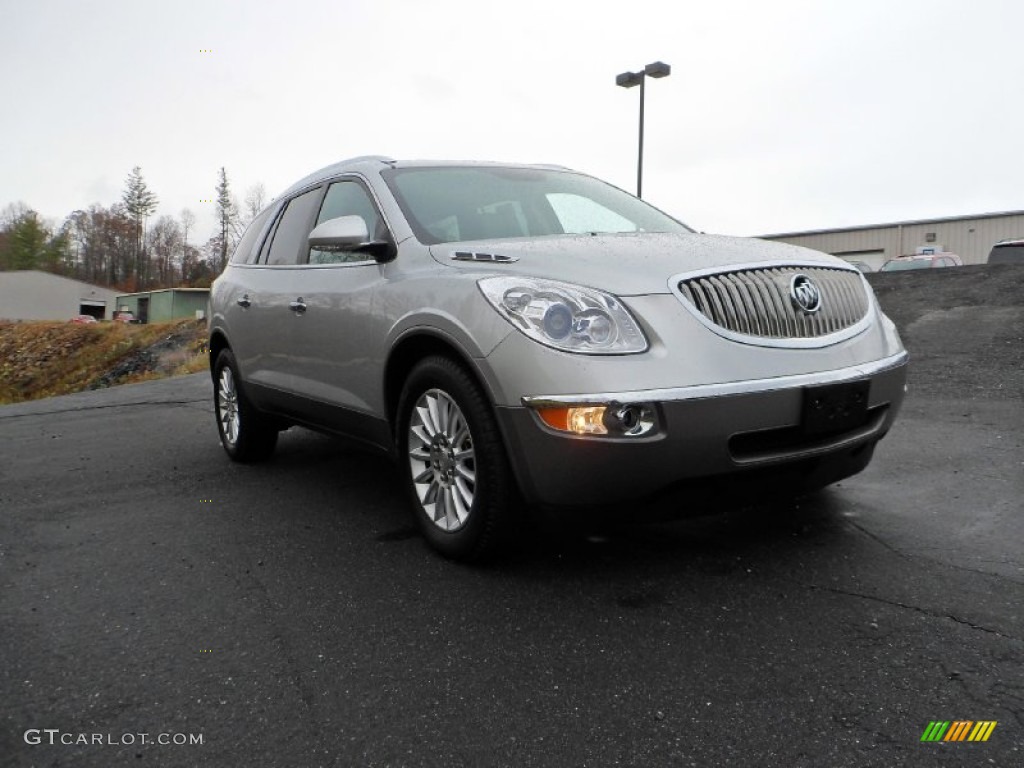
[761, 210, 1024, 270]
[0, 270, 121, 321]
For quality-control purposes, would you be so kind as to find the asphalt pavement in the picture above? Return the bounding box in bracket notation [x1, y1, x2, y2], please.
[1, 372, 1021, 767]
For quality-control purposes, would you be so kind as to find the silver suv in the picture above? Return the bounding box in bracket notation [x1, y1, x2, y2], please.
[209, 157, 908, 560]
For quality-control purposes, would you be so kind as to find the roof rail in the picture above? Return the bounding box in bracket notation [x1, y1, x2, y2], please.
[277, 156, 396, 199]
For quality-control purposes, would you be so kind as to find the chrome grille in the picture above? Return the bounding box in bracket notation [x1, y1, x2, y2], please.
[676, 266, 869, 340]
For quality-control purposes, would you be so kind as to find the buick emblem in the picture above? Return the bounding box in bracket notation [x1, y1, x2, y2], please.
[789, 274, 822, 314]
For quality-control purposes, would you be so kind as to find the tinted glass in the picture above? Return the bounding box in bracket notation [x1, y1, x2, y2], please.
[229, 206, 274, 264]
[988, 245, 1024, 265]
[265, 187, 322, 265]
[383, 166, 690, 245]
[311, 181, 384, 264]
[256, 212, 281, 264]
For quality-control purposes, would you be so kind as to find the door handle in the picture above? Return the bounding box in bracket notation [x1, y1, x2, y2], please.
[289, 298, 307, 313]
[236, 294, 251, 308]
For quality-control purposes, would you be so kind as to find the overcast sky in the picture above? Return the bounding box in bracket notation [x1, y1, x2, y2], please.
[2, 0, 1022, 242]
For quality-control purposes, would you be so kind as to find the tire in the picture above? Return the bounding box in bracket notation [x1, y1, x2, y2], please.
[213, 349, 278, 463]
[396, 356, 518, 562]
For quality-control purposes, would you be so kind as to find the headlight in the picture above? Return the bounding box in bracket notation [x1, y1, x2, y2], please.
[478, 277, 648, 354]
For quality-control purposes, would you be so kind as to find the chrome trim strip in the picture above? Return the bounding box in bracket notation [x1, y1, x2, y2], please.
[666, 259, 862, 282]
[668, 262, 873, 349]
[522, 351, 908, 407]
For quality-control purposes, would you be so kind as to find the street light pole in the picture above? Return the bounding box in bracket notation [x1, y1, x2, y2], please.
[637, 73, 645, 198]
[616, 61, 670, 198]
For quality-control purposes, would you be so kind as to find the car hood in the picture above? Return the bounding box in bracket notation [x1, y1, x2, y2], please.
[428, 232, 843, 295]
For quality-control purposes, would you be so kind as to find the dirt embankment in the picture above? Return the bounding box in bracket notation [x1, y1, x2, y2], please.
[867, 264, 1024, 400]
[0, 319, 208, 405]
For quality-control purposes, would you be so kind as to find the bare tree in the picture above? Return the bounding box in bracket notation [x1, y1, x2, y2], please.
[149, 215, 182, 287]
[180, 208, 196, 283]
[62, 204, 135, 287]
[1, 201, 31, 230]
[108, 203, 139, 289]
[243, 183, 266, 224]
[180, 242, 206, 286]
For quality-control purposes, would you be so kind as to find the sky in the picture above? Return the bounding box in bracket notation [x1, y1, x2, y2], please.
[2, 0, 1023, 243]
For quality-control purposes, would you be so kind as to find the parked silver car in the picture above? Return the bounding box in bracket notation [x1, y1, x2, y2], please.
[209, 157, 908, 560]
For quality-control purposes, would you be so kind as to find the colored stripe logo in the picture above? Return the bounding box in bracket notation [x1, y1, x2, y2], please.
[921, 721, 997, 742]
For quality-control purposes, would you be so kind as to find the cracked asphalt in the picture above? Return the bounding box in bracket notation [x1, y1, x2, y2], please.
[1, 360, 1022, 766]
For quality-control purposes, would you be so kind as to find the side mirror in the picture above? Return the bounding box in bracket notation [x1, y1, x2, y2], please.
[308, 215, 370, 251]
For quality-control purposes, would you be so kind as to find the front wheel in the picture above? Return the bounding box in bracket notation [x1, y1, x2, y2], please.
[397, 356, 518, 561]
[213, 349, 278, 463]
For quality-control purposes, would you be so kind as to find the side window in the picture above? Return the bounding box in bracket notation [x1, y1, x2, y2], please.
[229, 206, 274, 264]
[546, 192, 637, 234]
[264, 187, 323, 265]
[310, 181, 385, 265]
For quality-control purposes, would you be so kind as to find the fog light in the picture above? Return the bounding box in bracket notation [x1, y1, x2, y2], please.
[610, 403, 657, 437]
[532, 402, 657, 437]
[568, 406, 607, 435]
[613, 405, 641, 431]
[537, 406, 608, 435]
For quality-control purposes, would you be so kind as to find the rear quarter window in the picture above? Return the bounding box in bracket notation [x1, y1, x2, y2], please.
[229, 206, 275, 264]
[988, 244, 1024, 265]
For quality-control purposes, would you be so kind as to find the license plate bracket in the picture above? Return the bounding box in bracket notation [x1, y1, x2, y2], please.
[801, 380, 870, 436]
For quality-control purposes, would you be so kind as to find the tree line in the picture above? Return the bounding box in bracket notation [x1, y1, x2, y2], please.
[0, 167, 265, 291]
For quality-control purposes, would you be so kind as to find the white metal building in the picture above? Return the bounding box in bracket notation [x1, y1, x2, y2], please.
[761, 210, 1024, 270]
[0, 270, 121, 321]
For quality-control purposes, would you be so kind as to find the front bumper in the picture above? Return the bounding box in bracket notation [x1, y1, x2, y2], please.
[495, 352, 908, 507]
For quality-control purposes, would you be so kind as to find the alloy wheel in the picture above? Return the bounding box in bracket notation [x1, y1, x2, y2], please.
[217, 366, 240, 447]
[407, 388, 477, 531]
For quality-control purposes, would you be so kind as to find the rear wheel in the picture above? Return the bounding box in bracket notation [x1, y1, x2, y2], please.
[213, 349, 278, 462]
[397, 356, 517, 561]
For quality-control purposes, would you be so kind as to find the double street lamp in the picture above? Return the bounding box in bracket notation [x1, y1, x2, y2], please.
[615, 61, 671, 198]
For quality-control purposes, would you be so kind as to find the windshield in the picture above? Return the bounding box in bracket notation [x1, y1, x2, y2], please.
[382, 166, 691, 245]
[881, 259, 931, 271]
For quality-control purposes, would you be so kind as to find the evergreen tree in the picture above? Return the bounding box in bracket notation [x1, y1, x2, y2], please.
[0, 209, 68, 272]
[215, 168, 239, 271]
[121, 166, 158, 289]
